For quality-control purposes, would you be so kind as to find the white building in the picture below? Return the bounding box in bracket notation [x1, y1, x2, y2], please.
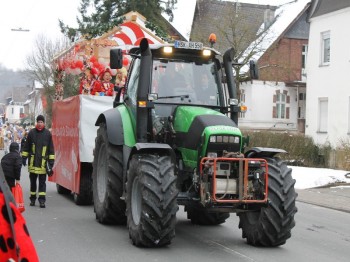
[23, 81, 45, 125]
[239, 81, 299, 132]
[238, 0, 310, 133]
[305, 0, 350, 147]
[5, 101, 24, 124]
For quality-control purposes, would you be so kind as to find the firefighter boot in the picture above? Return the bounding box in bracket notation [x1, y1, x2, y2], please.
[30, 198, 36, 206]
[39, 200, 46, 208]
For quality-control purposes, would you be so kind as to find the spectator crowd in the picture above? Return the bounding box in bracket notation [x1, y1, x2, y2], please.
[0, 122, 30, 154]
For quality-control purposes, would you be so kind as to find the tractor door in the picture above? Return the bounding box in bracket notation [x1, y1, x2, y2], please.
[123, 57, 141, 131]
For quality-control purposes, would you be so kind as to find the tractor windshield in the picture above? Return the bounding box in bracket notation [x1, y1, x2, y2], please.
[151, 59, 222, 106]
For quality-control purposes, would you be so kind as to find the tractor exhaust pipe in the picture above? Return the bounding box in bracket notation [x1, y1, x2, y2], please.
[137, 38, 152, 142]
[223, 48, 238, 124]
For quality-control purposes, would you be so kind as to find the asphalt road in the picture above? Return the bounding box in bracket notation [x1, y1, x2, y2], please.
[12, 166, 349, 262]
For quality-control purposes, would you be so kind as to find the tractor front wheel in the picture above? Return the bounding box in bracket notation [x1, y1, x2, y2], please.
[237, 157, 297, 246]
[126, 154, 178, 247]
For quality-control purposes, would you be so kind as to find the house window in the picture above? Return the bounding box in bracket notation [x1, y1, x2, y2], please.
[321, 31, 330, 65]
[301, 45, 308, 80]
[299, 93, 306, 100]
[318, 98, 328, 132]
[276, 93, 286, 118]
[273, 90, 290, 119]
[20, 108, 24, 114]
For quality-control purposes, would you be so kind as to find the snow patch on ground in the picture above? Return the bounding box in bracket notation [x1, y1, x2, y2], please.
[290, 166, 350, 189]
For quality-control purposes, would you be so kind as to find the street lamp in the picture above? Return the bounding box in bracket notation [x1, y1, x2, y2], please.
[11, 28, 30, 32]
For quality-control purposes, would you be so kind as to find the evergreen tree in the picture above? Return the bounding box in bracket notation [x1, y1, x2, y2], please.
[59, 0, 178, 41]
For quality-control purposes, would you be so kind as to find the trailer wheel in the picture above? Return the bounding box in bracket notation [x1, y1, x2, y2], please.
[56, 184, 71, 195]
[93, 122, 126, 224]
[126, 154, 178, 247]
[237, 157, 297, 247]
[74, 163, 93, 205]
[185, 205, 230, 225]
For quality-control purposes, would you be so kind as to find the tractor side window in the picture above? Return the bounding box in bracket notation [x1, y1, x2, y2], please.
[126, 58, 141, 117]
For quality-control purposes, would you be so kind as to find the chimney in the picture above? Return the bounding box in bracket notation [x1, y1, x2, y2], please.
[264, 7, 275, 29]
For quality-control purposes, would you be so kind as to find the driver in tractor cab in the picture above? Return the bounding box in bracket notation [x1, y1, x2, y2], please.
[194, 71, 218, 105]
[158, 62, 187, 97]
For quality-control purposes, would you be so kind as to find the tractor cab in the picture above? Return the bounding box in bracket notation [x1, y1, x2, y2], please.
[111, 39, 239, 143]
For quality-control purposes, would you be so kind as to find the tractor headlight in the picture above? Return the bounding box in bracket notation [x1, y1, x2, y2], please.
[209, 136, 216, 143]
[203, 49, 211, 56]
[229, 136, 240, 143]
[209, 135, 240, 144]
[163, 46, 173, 53]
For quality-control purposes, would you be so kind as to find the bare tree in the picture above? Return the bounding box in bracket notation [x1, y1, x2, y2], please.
[25, 34, 77, 124]
[191, 1, 287, 98]
[213, 6, 277, 96]
[25, 34, 69, 90]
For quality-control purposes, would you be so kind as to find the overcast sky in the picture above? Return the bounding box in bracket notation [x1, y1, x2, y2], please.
[0, 0, 293, 71]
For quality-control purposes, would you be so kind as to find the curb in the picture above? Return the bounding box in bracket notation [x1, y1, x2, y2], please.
[296, 187, 350, 213]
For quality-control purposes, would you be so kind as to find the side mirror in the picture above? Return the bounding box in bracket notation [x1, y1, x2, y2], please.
[249, 60, 259, 80]
[110, 49, 123, 69]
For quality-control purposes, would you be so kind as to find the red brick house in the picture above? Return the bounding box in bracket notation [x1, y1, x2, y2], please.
[190, 0, 311, 133]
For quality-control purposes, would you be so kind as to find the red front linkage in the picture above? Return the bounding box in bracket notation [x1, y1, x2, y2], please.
[199, 157, 269, 204]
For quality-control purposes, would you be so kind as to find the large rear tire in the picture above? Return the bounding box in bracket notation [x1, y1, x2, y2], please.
[93, 122, 126, 224]
[126, 154, 178, 247]
[238, 157, 297, 246]
[185, 205, 230, 225]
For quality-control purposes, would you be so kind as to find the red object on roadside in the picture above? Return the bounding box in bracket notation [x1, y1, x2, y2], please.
[12, 183, 25, 213]
[0, 192, 39, 262]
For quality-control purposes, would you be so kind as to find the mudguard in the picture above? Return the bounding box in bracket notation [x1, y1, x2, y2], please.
[245, 147, 287, 158]
[95, 108, 124, 145]
[131, 143, 175, 160]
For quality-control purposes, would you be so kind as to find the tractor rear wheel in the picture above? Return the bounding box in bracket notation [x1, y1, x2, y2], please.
[126, 154, 178, 247]
[93, 122, 126, 224]
[185, 205, 230, 225]
[237, 157, 297, 246]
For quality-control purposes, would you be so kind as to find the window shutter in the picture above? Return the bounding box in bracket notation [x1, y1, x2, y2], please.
[287, 95, 290, 103]
[273, 95, 276, 103]
[286, 107, 290, 119]
[273, 106, 277, 118]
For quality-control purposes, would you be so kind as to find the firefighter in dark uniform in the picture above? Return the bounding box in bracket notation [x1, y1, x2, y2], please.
[22, 115, 55, 208]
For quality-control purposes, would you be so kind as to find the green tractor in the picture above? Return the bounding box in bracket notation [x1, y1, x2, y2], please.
[92, 38, 297, 247]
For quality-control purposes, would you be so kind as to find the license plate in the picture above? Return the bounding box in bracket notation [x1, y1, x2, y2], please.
[174, 40, 203, 50]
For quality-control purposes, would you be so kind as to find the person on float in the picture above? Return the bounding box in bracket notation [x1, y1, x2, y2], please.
[79, 67, 97, 95]
[115, 67, 127, 102]
[91, 68, 114, 96]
